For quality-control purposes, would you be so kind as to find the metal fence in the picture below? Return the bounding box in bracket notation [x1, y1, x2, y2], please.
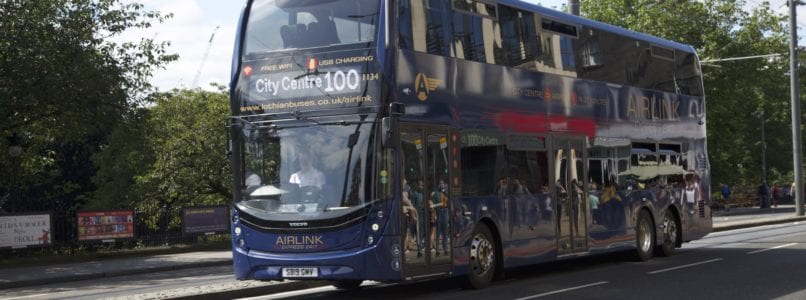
[1, 208, 231, 259]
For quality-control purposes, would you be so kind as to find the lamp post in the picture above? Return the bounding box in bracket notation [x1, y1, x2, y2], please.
[567, 0, 580, 15]
[756, 109, 770, 209]
[789, 0, 804, 216]
[7, 133, 22, 213]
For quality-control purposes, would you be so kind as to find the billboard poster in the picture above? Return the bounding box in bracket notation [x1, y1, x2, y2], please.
[182, 206, 230, 235]
[0, 214, 52, 249]
[77, 210, 135, 241]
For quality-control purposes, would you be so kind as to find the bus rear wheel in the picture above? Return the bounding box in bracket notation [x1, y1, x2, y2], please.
[633, 210, 655, 261]
[331, 280, 363, 290]
[465, 224, 496, 289]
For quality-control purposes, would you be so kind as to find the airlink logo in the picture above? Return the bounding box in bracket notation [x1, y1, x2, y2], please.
[414, 73, 443, 101]
[275, 236, 323, 245]
[288, 222, 308, 227]
[275, 235, 325, 250]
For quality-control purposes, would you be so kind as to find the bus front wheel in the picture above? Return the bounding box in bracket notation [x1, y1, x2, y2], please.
[634, 210, 655, 261]
[465, 224, 496, 289]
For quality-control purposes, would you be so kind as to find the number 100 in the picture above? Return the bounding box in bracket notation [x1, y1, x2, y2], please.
[323, 69, 361, 92]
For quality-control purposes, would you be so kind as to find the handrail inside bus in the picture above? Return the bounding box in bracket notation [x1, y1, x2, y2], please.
[384, 0, 390, 48]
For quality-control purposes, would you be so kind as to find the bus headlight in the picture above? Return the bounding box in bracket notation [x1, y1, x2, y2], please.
[367, 236, 374, 245]
[234, 226, 242, 236]
[238, 238, 245, 248]
[371, 223, 380, 232]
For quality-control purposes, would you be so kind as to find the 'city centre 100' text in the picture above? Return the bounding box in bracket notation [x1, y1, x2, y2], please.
[255, 69, 362, 96]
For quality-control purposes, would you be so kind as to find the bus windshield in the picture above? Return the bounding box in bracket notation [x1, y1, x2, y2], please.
[244, 0, 380, 55]
[239, 120, 374, 219]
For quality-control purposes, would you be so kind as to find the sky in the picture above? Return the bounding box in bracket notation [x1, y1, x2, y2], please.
[123, 0, 800, 92]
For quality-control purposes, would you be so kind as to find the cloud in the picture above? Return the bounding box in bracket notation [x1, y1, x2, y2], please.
[117, 0, 242, 91]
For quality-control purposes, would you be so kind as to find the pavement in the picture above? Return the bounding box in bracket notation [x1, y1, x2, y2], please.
[2, 205, 805, 299]
[711, 204, 806, 231]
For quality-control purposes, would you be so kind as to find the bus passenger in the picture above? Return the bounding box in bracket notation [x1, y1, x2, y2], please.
[588, 181, 600, 224]
[496, 176, 509, 197]
[684, 173, 703, 213]
[401, 178, 418, 255]
[430, 178, 450, 256]
[600, 175, 623, 229]
[511, 178, 530, 195]
[411, 180, 426, 257]
[539, 184, 552, 224]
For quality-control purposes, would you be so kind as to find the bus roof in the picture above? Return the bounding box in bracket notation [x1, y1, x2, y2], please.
[499, 0, 696, 54]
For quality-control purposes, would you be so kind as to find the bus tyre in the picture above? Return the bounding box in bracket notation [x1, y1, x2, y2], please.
[634, 210, 655, 261]
[466, 224, 496, 289]
[657, 210, 678, 257]
[331, 280, 363, 290]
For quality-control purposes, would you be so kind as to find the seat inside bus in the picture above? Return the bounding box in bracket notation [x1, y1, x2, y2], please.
[280, 18, 341, 49]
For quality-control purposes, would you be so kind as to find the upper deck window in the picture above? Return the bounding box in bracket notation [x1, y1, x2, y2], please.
[244, 0, 379, 56]
[397, 1, 703, 97]
[452, 0, 498, 19]
[541, 18, 578, 38]
[498, 5, 538, 67]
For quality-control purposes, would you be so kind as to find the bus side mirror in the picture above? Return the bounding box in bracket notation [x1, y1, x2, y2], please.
[382, 103, 404, 148]
[382, 117, 394, 148]
[389, 102, 406, 116]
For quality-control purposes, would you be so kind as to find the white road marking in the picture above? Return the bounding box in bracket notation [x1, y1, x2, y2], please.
[747, 243, 798, 254]
[5, 293, 59, 300]
[237, 281, 384, 300]
[238, 286, 338, 300]
[514, 281, 609, 300]
[648, 258, 723, 275]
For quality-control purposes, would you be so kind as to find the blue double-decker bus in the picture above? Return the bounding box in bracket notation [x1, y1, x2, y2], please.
[228, 0, 711, 289]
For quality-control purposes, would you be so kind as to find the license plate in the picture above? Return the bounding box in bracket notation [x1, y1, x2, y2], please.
[282, 267, 319, 278]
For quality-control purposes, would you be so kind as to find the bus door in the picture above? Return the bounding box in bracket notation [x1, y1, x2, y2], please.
[553, 137, 589, 255]
[400, 125, 452, 279]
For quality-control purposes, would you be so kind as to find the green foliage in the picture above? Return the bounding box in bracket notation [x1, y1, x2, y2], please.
[0, 0, 176, 214]
[90, 88, 232, 229]
[581, 0, 795, 189]
[88, 108, 153, 210]
[141, 88, 232, 207]
[0, 0, 229, 234]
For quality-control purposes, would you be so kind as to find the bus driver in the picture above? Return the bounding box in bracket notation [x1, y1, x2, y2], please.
[289, 150, 325, 202]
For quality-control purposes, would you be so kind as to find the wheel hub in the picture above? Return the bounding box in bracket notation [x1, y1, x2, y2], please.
[664, 214, 677, 246]
[470, 234, 494, 275]
[639, 219, 652, 253]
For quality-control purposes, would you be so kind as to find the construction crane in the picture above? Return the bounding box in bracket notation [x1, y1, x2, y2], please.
[191, 26, 220, 88]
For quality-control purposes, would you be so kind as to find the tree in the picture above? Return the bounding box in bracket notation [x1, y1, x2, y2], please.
[581, 0, 792, 188]
[91, 87, 231, 229]
[0, 0, 176, 216]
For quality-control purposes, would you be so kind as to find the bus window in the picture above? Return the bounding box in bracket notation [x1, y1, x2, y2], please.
[534, 15, 577, 76]
[461, 146, 499, 196]
[244, 0, 379, 55]
[631, 143, 658, 167]
[676, 53, 704, 97]
[399, 0, 454, 56]
[504, 151, 534, 195]
[453, 11, 499, 63]
[452, 0, 498, 18]
[579, 30, 604, 69]
[498, 5, 538, 68]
